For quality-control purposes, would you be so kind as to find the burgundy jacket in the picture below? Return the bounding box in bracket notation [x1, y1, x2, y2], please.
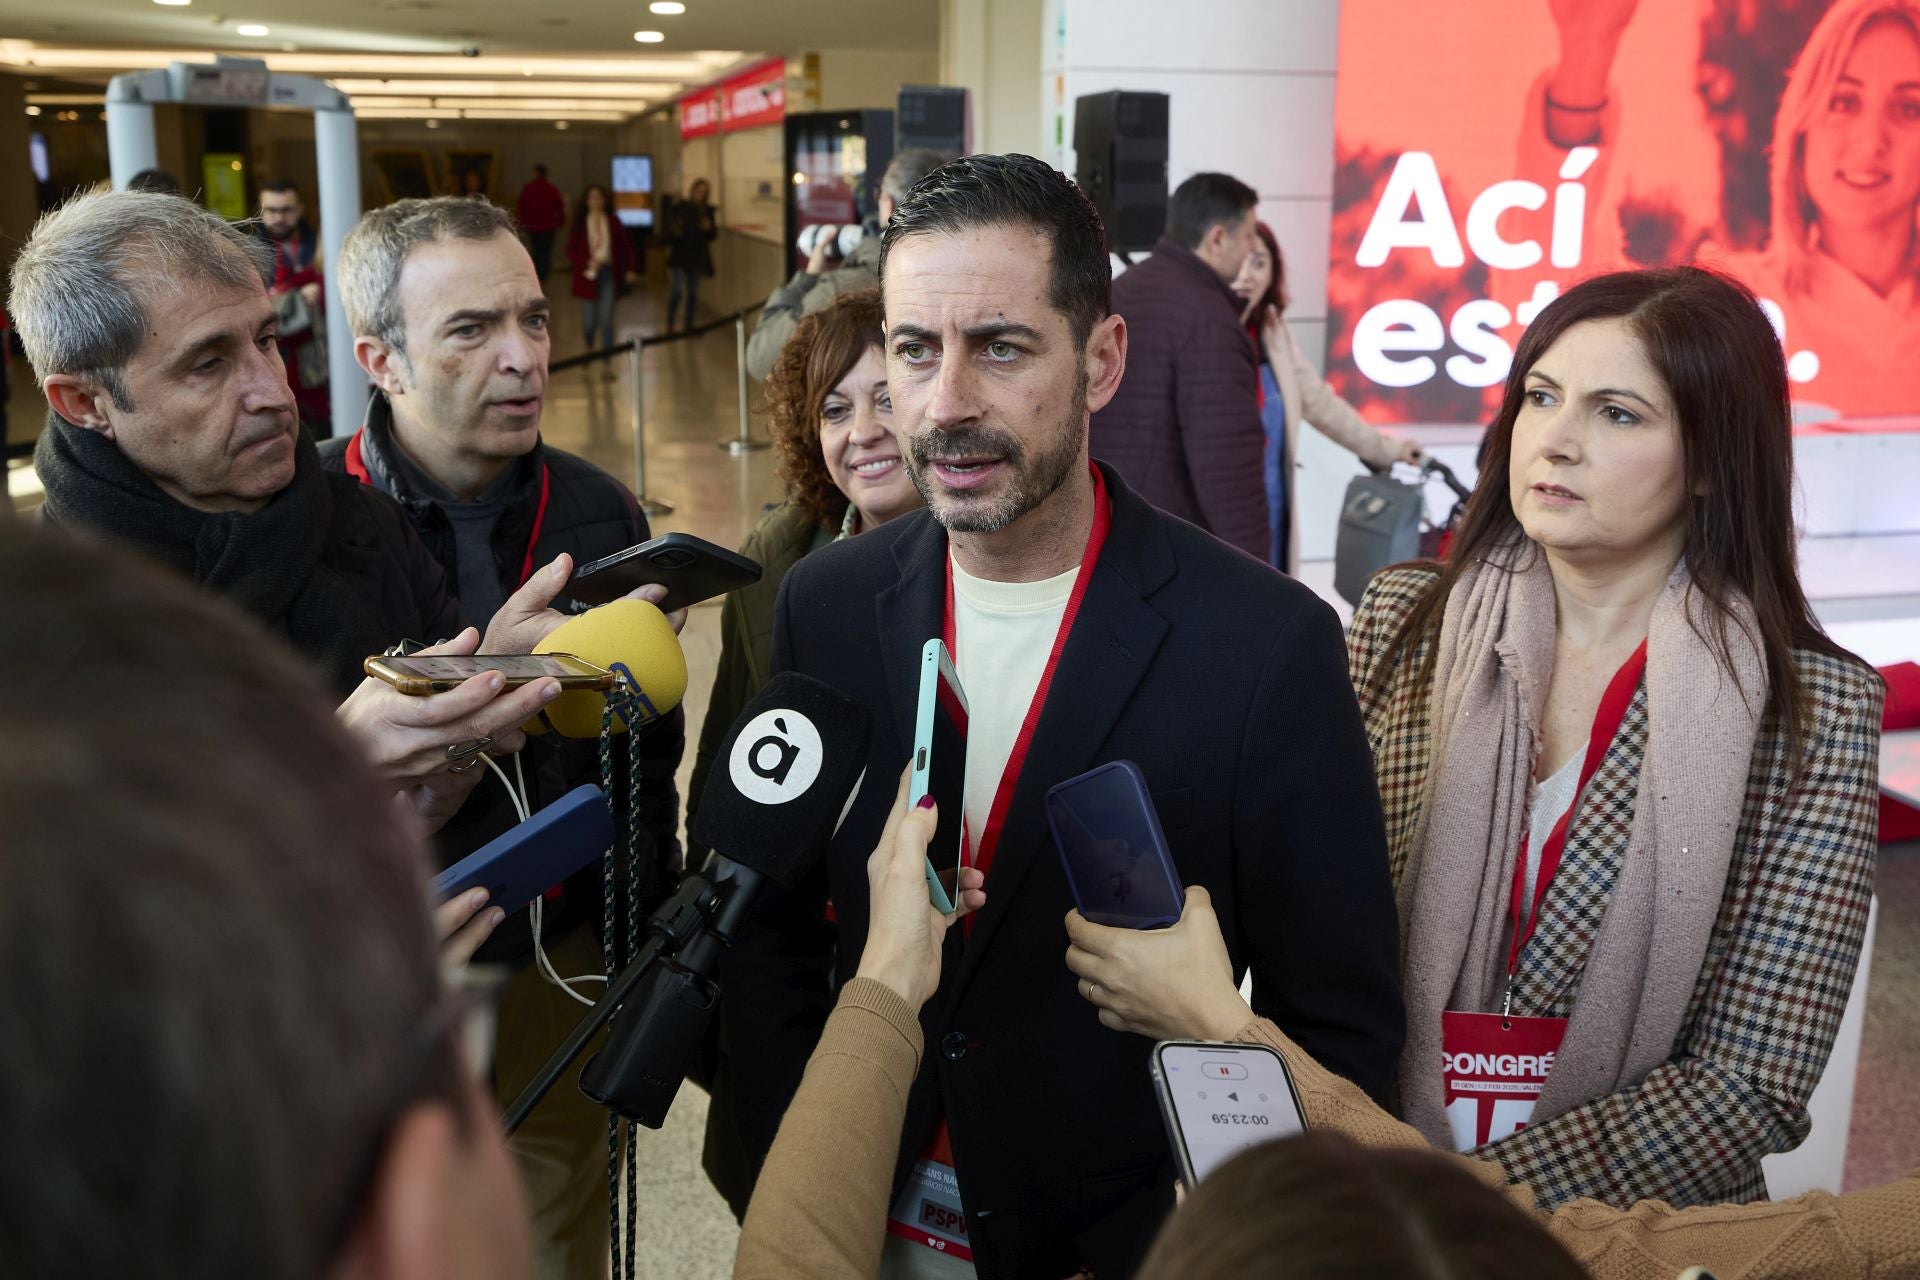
[1090, 236, 1266, 559]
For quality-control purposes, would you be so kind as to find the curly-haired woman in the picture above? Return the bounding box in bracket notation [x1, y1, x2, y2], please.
[687, 286, 923, 1213]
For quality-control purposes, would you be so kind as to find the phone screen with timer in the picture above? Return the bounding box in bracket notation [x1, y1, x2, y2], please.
[1151, 1040, 1308, 1187]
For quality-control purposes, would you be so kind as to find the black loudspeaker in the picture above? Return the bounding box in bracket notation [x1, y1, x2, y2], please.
[898, 85, 970, 155]
[1073, 90, 1170, 254]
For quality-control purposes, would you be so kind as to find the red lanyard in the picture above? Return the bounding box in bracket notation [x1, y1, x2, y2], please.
[343, 429, 552, 588]
[940, 465, 1112, 885]
[1506, 638, 1649, 980]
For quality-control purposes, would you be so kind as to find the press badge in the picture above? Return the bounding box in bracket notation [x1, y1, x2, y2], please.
[885, 1156, 974, 1261]
[1440, 1010, 1567, 1152]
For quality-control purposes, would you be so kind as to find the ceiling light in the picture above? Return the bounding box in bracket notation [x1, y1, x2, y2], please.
[425, 118, 440, 129]
[0, 43, 735, 80]
[236, 23, 269, 36]
[153, 0, 191, 6]
[332, 80, 676, 100]
[650, 2, 686, 12]
[633, 31, 665, 43]
[554, 120, 569, 130]
[24, 104, 40, 115]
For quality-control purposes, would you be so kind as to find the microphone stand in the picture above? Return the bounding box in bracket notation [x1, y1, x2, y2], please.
[501, 859, 760, 1137]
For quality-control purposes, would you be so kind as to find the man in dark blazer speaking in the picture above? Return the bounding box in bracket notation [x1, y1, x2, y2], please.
[720, 154, 1405, 1279]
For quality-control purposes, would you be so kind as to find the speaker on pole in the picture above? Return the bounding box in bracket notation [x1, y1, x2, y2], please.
[1072, 90, 1169, 254]
[897, 85, 970, 156]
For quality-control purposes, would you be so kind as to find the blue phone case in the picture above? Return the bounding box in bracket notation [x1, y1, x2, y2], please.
[431, 784, 613, 915]
[910, 638, 968, 914]
[1046, 761, 1184, 929]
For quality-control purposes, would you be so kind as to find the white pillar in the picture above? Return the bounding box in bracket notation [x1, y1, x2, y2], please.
[314, 105, 366, 439]
[104, 98, 158, 191]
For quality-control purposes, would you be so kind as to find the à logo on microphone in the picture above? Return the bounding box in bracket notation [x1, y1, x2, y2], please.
[729, 708, 824, 804]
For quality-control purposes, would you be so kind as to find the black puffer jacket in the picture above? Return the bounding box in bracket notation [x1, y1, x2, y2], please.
[321, 401, 686, 958]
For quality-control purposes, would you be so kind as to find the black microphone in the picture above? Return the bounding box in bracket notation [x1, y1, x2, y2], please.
[576, 672, 872, 1125]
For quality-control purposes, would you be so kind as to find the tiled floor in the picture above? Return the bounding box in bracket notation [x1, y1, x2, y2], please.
[8, 273, 1919, 1274]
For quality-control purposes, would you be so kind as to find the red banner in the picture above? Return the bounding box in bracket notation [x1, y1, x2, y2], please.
[721, 56, 786, 133]
[679, 88, 721, 140]
[1328, 0, 1920, 422]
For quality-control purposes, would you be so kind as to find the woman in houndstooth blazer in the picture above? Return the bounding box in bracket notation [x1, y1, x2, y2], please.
[1071, 266, 1882, 1213]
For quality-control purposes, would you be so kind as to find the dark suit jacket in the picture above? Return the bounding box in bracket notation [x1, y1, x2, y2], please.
[1091, 237, 1268, 558]
[721, 463, 1404, 1278]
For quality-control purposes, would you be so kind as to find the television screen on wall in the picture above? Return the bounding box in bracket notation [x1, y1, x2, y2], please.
[613, 154, 655, 228]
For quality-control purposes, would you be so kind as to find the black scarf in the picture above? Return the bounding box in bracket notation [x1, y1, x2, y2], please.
[35, 413, 384, 689]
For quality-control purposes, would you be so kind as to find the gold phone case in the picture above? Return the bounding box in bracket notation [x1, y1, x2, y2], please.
[362, 653, 615, 696]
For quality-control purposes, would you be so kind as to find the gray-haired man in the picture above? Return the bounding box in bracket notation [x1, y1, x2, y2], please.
[327, 195, 686, 1280]
[745, 147, 950, 379]
[10, 188, 571, 829]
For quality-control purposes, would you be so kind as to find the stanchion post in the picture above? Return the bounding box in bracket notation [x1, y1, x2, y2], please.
[720, 313, 769, 455]
[628, 340, 672, 517]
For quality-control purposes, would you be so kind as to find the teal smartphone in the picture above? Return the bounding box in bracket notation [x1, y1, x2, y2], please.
[909, 638, 969, 913]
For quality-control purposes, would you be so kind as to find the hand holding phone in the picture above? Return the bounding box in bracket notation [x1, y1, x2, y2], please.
[855, 764, 988, 1010]
[568, 532, 762, 611]
[1151, 1041, 1308, 1188]
[909, 639, 969, 912]
[1047, 761, 1182, 929]
[364, 652, 613, 696]
[1065, 885, 1251, 1043]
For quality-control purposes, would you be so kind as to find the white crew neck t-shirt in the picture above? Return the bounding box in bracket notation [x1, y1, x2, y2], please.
[949, 556, 1078, 856]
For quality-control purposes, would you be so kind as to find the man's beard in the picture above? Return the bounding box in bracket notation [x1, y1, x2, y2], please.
[903, 371, 1087, 535]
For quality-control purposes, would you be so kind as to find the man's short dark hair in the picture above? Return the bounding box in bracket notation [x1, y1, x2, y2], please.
[260, 178, 301, 199]
[879, 152, 1111, 349]
[1165, 172, 1258, 250]
[0, 529, 454, 1279]
[533, 163, 548, 178]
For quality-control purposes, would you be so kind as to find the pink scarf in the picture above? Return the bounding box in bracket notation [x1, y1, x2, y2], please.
[1395, 539, 1767, 1146]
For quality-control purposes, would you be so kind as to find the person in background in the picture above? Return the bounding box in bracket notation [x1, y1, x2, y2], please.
[0, 527, 535, 1280]
[690, 287, 924, 1218]
[565, 184, 637, 362]
[746, 148, 950, 380]
[1231, 221, 1422, 572]
[661, 177, 717, 335]
[690, 287, 922, 847]
[461, 168, 489, 200]
[1090, 172, 1269, 560]
[125, 167, 180, 194]
[515, 163, 566, 281]
[330, 193, 686, 1280]
[1089, 265, 1884, 1212]
[254, 178, 332, 438]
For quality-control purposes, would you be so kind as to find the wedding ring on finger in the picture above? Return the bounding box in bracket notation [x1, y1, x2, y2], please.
[445, 736, 493, 773]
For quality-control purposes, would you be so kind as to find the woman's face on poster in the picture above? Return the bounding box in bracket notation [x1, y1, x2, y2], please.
[1804, 16, 1920, 233]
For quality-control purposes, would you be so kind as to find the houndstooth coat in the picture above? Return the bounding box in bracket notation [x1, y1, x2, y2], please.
[1348, 566, 1883, 1210]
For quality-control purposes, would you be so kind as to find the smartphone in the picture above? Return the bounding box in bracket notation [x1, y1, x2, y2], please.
[568, 532, 763, 611]
[1151, 1041, 1309, 1188]
[909, 638, 969, 913]
[363, 652, 614, 696]
[431, 784, 615, 915]
[1046, 761, 1183, 929]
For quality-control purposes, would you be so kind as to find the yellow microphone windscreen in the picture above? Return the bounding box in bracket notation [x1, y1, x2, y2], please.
[526, 599, 687, 738]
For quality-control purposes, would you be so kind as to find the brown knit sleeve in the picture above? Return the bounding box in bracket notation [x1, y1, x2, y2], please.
[734, 978, 923, 1280]
[1232, 1015, 1920, 1278]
